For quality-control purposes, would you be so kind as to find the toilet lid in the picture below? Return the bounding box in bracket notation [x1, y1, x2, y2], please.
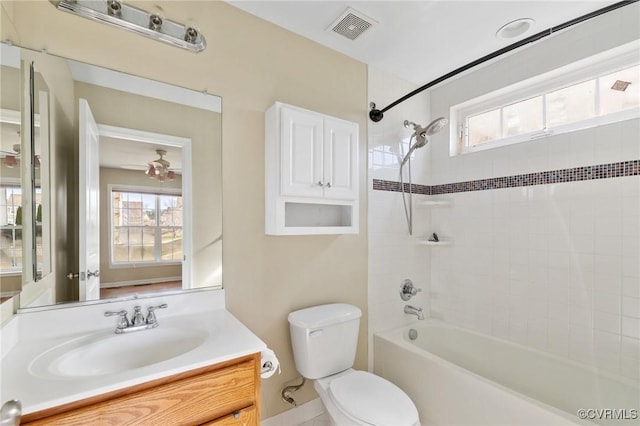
[329, 371, 419, 426]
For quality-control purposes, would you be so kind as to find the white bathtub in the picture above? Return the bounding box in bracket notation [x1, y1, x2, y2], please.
[374, 321, 639, 426]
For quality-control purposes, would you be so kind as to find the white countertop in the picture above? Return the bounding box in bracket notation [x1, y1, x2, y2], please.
[0, 289, 267, 414]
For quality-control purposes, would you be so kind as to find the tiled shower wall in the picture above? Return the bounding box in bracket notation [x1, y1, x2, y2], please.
[429, 165, 640, 379]
[427, 5, 640, 380]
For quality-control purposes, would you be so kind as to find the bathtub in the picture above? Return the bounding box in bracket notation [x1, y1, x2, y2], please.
[374, 321, 640, 426]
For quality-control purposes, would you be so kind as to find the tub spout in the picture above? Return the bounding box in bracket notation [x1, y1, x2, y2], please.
[404, 305, 425, 320]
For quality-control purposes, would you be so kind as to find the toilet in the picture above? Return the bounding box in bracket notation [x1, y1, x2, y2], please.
[288, 303, 419, 426]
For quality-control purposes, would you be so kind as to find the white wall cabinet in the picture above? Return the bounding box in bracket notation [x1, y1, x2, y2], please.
[266, 102, 359, 235]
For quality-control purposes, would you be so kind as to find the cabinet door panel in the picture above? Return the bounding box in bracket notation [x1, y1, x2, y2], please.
[24, 359, 256, 426]
[323, 119, 358, 200]
[280, 107, 324, 198]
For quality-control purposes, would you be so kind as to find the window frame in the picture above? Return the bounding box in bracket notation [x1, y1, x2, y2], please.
[108, 184, 183, 268]
[450, 42, 640, 156]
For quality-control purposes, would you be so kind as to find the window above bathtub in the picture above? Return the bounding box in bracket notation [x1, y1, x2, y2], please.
[450, 42, 640, 156]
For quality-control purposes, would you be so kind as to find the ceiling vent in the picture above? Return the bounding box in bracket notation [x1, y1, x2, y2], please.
[611, 80, 631, 92]
[328, 7, 376, 41]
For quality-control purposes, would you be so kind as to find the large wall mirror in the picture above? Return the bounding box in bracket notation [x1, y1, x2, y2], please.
[0, 43, 222, 311]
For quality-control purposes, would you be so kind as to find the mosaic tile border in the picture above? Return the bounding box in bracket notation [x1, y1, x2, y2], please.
[372, 160, 640, 195]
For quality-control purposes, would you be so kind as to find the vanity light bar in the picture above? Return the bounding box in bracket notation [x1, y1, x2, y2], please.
[52, 0, 206, 53]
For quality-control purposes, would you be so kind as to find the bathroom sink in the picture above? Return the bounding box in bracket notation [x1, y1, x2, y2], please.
[28, 326, 208, 378]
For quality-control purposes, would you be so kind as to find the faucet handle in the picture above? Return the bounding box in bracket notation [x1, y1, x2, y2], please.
[104, 310, 130, 329]
[146, 303, 168, 325]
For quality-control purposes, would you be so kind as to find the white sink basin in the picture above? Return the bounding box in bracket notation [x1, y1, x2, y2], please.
[28, 326, 208, 378]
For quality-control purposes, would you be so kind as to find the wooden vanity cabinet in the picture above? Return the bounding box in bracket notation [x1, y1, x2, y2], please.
[22, 353, 261, 426]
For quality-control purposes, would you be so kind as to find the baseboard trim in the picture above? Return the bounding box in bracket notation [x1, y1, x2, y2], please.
[100, 276, 181, 289]
[262, 398, 325, 426]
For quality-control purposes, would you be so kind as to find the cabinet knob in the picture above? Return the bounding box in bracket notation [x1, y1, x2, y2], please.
[317, 181, 323, 187]
[326, 182, 331, 188]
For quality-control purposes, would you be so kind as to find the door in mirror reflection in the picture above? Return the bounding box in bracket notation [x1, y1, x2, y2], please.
[79, 99, 100, 301]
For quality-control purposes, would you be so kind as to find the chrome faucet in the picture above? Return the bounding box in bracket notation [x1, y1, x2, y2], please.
[105, 304, 168, 334]
[131, 306, 145, 326]
[404, 305, 425, 320]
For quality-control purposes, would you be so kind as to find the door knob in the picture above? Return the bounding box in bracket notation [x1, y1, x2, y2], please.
[1, 400, 22, 426]
[87, 269, 100, 278]
[67, 272, 79, 280]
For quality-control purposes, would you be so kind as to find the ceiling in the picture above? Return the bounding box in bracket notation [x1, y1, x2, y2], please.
[99, 136, 182, 172]
[227, 0, 618, 86]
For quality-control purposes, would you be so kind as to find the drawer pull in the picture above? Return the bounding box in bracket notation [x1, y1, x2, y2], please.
[233, 410, 240, 419]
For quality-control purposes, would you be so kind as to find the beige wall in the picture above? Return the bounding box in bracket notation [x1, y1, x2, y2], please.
[0, 65, 19, 110]
[4, 0, 368, 418]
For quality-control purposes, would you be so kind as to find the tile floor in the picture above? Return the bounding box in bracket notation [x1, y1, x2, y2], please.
[298, 412, 330, 426]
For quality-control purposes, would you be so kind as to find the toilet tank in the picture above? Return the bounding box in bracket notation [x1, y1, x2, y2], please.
[288, 303, 362, 379]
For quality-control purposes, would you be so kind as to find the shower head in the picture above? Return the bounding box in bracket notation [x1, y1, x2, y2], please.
[404, 120, 428, 148]
[401, 117, 449, 166]
[424, 117, 449, 136]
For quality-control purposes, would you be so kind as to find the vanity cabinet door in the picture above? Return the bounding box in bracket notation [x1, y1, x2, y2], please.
[22, 354, 260, 426]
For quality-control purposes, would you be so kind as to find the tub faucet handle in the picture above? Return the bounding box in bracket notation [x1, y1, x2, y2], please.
[400, 279, 422, 301]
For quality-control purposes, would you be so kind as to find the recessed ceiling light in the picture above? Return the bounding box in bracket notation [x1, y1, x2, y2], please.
[496, 18, 535, 39]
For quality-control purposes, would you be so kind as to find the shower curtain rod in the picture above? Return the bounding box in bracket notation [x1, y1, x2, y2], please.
[368, 0, 638, 123]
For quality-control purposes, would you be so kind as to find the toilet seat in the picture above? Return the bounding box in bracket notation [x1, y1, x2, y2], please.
[328, 371, 419, 426]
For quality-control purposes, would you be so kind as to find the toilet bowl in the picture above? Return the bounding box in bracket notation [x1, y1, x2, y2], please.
[314, 369, 419, 426]
[288, 304, 420, 426]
